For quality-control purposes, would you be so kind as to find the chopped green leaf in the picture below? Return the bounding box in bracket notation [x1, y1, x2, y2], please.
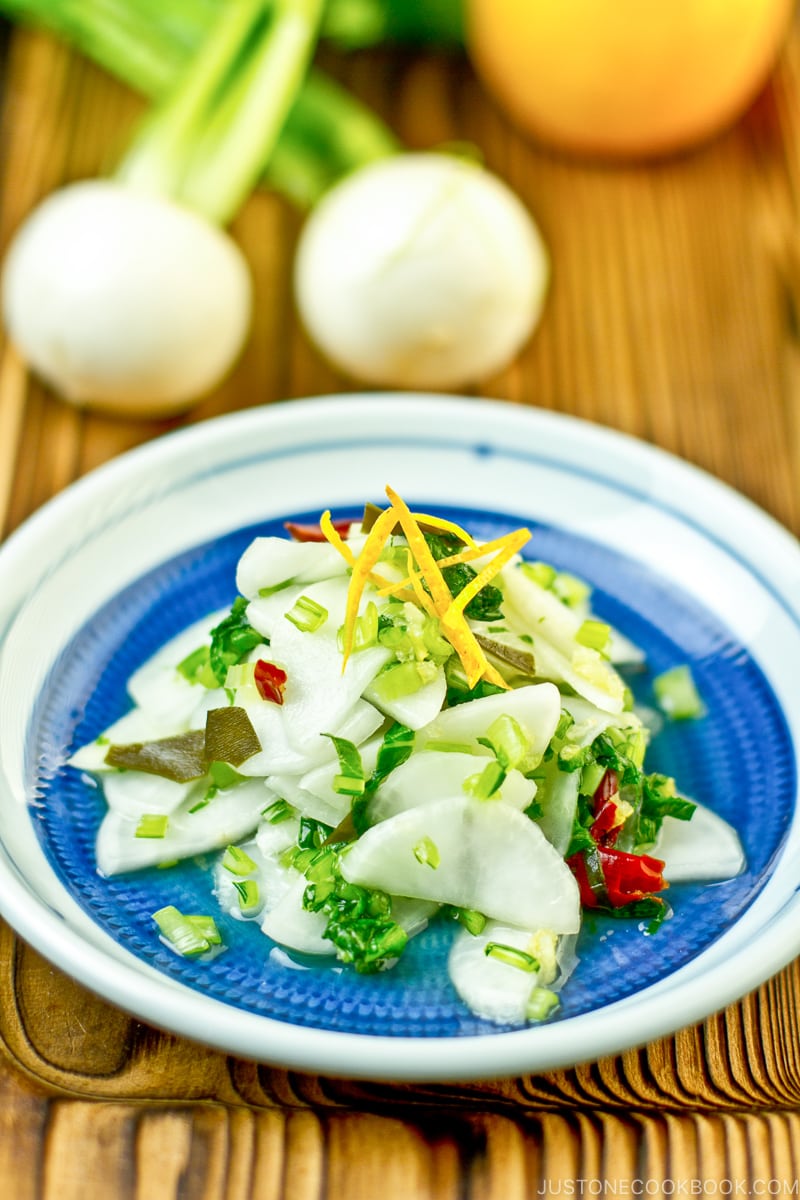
[209, 598, 262, 685]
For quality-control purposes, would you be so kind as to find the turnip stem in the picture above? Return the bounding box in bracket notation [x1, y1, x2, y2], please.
[176, 0, 326, 223]
[116, 0, 327, 225]
[0, 0, 398, 208]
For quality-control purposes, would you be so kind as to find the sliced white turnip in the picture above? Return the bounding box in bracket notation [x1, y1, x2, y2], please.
[654, 801, 745, 882]
[448, 921, 577, 1025]
[96, 779, 270, 875]
[236, 537, 348, 600]
[364, 664, 447, 729]
[368, 750, 536, 824]
[417, 682, 561, 769]
[341, 795, 580, 933]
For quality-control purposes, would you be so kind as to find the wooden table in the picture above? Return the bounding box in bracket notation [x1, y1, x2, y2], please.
[1, 18, 799, 1199]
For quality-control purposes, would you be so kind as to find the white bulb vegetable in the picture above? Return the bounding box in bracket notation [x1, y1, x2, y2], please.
[293, 153, 549, 389]
[1, 181, 252, 417]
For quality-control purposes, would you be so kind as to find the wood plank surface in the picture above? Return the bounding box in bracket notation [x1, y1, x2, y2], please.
[0, 15, 799, 1198]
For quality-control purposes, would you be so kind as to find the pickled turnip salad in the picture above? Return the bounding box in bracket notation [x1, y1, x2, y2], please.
[71, 488, 745, 1026]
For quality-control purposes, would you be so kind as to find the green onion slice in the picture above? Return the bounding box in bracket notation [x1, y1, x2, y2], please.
[575, 619, 611, 653]
[285, 594, 328, 633]
[653, 665, 706, 720]
[233, 879, 261, 913]
[413, 836, 440, 869]
[222, 844, 258, 876]
[135, 813, 169, 839]
[484, 942, 540, 972]
[153, 906, 221, 957]
[526, 987, 560, 1020]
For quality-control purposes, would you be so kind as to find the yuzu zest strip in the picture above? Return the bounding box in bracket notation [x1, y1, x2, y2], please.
[385, 486, 508, 690]
[337, 504, 399, 668]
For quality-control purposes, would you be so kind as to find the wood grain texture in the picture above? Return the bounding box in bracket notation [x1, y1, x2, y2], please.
[0, 15, 799, 1197]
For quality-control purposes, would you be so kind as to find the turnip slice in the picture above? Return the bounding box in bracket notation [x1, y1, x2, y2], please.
[96, 779, 270, 875]
[101, 770, 199, 820]
[449, 921, 577, 1026]
[265, 774, 348, 826]
[501, 564, 625, 712]
[364, 665, 447, 729]
[261, 876, 335, 955]
[239, 698, 383, 777]
[417, 682, 561, 768]
[267, 578, 392, 755]
[236, 537, 348, 600]
[369, 751, 536, 823]
[341, 795, 580, 933]
[654, 801, 745, 881]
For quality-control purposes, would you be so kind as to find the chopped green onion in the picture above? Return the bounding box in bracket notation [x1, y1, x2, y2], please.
[135, 813, 169, 839]
[188, 798, 210, 814]
[185, 914, 223, 946]
[484, 942, 540, 972]
[579, 761, 607, 798]
[232, 879, 261, 913]
[521, 561, 557, 589]
[482, 713, 531, 771]
[453, 908, 487, 936]
[285, 594, 328, 633]
[153, 906, 220, 957]
[526, 987, 560, 1021]
[424, 740, 474, 754]
[259, 578, 294, 597]
[324, 733, 366, 798]
[552, 573, 590, 608]
[653, 665, 706, 720]
[333, 774, 366, 797]
[464, 761, 506, 801]
[339, 600, 379, 651]
[576, 619, 611, 653]
[224, 662, 256, 690]
[262, 798, 296, 824]
[222, 844, 257, 876]
[208, 761, 246, 790]
[413, 836, 440, 869]
[371, 660, 438, 701]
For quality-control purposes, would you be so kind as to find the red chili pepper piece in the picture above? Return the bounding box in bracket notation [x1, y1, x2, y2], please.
[567, 845, 666, 909]
[566, 851, 601, 908]
[284, 518, 352, 543]
[598, 846, 666, 907]
[590, 768, 621, 844]
[254, 659, 287, 704]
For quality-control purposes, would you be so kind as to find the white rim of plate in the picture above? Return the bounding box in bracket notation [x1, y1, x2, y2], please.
[0, 393, 797, 1082]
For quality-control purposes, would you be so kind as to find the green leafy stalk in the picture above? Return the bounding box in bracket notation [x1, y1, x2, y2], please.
[0, 0, 399, 208]
[116, 0, 326, 223]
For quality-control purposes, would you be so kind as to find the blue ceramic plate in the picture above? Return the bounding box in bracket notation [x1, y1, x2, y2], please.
[0, 395, 798, 1078]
